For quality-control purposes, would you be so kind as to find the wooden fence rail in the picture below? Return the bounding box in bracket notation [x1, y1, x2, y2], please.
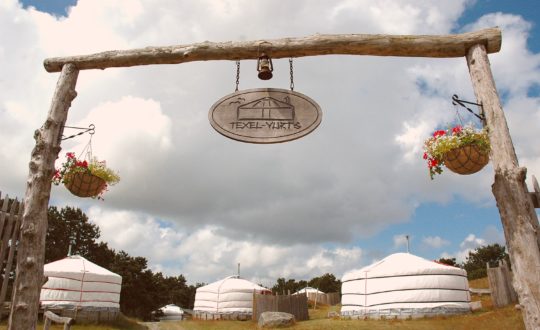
[487, 260, 518, 308]
[253, 293, 309, 321]
[0, 191, 23, 319]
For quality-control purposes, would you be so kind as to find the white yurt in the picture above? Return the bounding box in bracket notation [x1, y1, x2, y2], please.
[294, 287, 325, 295]
[40, 255, 122, 322]
[341, 253, 471, 318]
[154, 304, 184, 321]
[193, 275, 271, 320]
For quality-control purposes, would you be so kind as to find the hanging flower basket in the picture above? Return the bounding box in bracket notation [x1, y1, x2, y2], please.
[52, 152, 120, 199]
[64, 172, 107, 198]
[423, 125, 490, 179]
[443, 144, 489, 175]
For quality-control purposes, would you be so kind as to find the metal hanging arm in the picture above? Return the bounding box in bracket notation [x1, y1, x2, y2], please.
[452, 94, 485, 123]
[61, 124, 95, 141]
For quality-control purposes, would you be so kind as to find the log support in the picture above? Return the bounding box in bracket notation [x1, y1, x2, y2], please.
[467, 44, 540, 330]
[8, 64, 79, 330]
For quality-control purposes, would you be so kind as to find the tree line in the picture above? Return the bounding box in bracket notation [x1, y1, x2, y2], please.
[438, 243, 510, 280]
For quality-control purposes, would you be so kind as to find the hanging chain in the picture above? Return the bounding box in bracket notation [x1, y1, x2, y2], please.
[235, 60, 240, 92]
[289, 58, 294, 91]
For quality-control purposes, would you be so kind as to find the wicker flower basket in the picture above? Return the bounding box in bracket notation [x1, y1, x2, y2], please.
[64, 172, 107, 198]
[443, 144, 489, 175]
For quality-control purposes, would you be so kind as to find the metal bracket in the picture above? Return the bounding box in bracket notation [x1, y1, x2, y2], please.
[61, 124, 95, 141]
[452, 94, 485, 123]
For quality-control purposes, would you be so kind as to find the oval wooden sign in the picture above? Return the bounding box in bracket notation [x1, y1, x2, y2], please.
[209, 88, 322, 144]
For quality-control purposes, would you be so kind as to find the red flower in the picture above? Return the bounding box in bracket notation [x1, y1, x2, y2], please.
[66, 152, 75, 159]
[428, 159, 438, 168]
[423, 152, 428, 160]
[432, 130, 446, 138]
[452, 125, 462, 135]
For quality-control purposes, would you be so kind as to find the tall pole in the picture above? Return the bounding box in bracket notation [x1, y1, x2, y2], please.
[466, 44, 540, 330]
[8, 63, 79, 329]
[405, 235, 410, 253]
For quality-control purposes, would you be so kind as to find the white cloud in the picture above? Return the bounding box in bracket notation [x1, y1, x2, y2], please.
[87, 206, 364, 284]
[422, 236, 450, 249]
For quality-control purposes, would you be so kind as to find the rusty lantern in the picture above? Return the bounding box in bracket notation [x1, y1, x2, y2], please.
[257, 53, 273, 80]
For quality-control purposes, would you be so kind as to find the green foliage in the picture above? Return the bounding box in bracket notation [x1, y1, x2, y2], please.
[437, 257, 459, 267]
[271, 273, 341, 295]
[88, 157, 120, 185]
[308, 273, 341, 294]
[463, 243, 510, 280]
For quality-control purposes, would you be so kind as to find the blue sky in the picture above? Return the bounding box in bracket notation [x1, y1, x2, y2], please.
[7, 0, 540, 285]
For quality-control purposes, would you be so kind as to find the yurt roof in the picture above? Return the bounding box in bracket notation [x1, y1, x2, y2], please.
[295, 287, 324, 294]
[197, 276, 269, 294]
[159, 304, 184, 315]
[342, 253, 465, 281]
[44, 255, 122, 284]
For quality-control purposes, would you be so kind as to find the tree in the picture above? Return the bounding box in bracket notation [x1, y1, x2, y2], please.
[308, 273, 341, 294]
[463, 244, 510, 280]
[45, 206, 101, 263]
[271, 278, 307, 295]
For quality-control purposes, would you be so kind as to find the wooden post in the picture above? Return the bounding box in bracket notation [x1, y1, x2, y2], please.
[467, 44, 540, 329]
[8, 63, 79, 330]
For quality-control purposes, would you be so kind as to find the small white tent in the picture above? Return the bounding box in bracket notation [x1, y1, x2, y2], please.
[294, 287, 325, 295]
[341, 253, 470, 318]
[154, 304, 184, 321]
[40, 255, 122, 322]
[193, 275, 270, 319]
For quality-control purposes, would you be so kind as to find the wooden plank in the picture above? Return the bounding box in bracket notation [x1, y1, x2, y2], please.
[469, 288, 492, 295]
[8, 63, 79, 330]
[0, 194, 10, 240]
[43, 311, 74, 330]
[0, 200, 17, 282]
[0, 200, 23, 316]
[467, 44, 540, 330]
[43, 28, 501, 72]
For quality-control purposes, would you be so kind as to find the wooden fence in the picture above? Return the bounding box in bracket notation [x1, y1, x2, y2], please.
[253, 292, 309, 321]
[487, 260, 518, 307]
[0, 191, 23, 318]
[306, 292, 340, 306]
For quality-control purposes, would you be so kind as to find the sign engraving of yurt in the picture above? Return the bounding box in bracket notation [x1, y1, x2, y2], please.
[209, 88, 322, 143]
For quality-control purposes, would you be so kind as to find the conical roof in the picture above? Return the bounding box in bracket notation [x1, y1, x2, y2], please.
[197, 275, 269, 294]
[44, 255, 121, 284]
[342, 253, 465, 281]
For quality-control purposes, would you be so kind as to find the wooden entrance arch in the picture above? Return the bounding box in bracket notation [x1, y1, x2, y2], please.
[9, 27, 540, 329]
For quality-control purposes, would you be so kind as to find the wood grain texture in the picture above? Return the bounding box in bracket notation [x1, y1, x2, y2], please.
[43, 28, 501, 72]
[8, 64, 79, 330]
[467, 44, 540, 330]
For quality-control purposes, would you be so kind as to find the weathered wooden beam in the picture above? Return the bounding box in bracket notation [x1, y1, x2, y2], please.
[8, 64, 79, 330]
[43, 27, 501, 72]
[467, 44, 540, 330]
